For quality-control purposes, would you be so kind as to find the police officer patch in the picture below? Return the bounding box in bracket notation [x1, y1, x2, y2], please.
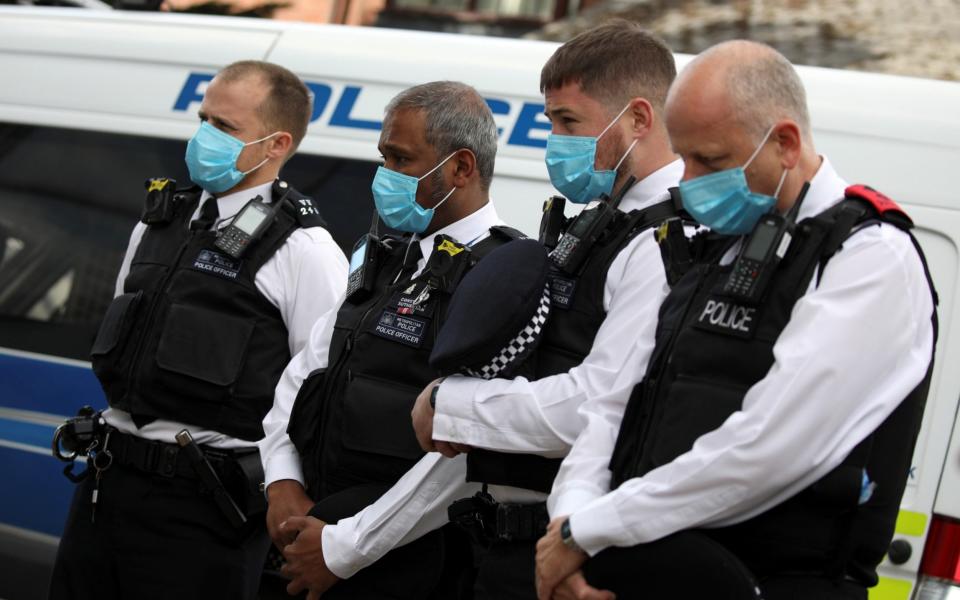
[693, 296, 759, 339]
[192, 249, 242, 280]
[372, 309, 428, 347]
[548, 272, 577, 310]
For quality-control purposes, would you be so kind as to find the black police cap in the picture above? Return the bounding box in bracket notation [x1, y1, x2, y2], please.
[430, 238, 551, 379]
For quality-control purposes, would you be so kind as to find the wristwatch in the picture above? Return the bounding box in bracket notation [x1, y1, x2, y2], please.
[560, 518, 583, 553]
[429, 377, 446, 409]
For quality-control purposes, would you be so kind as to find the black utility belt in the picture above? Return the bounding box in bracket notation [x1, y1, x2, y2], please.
[102, 427, 254, 481]
[448, 492, 549, 544]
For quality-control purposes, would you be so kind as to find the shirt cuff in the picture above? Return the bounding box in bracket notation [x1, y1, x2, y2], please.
[548, 485, 605, 520]
[432, 375, 482, 443]
[322, 522, 367, 579]
[263, 449, 305, 488]
[568, 495, 629, 557]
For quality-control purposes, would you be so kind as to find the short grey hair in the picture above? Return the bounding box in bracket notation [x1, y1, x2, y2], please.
[724, 47, 812, 143]
[385, 81, 498, 190]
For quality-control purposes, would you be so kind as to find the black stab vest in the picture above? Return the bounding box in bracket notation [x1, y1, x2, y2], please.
[288, 227, 520, 500]
[609, 197, 937, 585]
[466, 198, 685, 494]
[91, 183, 324, 441]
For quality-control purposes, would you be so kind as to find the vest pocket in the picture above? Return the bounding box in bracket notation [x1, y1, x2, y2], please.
[91, 291, 143, 357]
[340, 373, 424, 461]
[155, 303, 254, 387]
[652, 374, 748, 467]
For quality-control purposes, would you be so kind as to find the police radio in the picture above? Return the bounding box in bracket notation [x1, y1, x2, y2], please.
[550, 176, 636, 275]
[723, 182, 810, 302]
[215, 192, 288, 259]
[346, 211, 383, 304]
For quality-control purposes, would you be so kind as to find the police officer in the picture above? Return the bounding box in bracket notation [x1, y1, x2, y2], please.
[279, 22, 688, 600]
[48, 61, 348, 600]
[260, 81, 521, 599]
[535, 41, 937, 600]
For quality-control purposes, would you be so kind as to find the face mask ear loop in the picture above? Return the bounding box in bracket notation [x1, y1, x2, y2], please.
[418, 151, 459, 182]
[744, 124, 779, 169]
[773, 168, 789, 201]
[431, 186, 457, 211]
[244, 131, 281, 147]
[614, 138, 639, 171]
[596, 102, 634, 141]
[241, 156, 270, 176]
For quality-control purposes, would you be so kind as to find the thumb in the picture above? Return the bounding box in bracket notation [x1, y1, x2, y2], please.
[569, 572, 615, 600]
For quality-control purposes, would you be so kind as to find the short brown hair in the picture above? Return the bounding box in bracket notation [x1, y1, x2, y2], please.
[540, 19, 676, 116]
[219, 60, 311, 153]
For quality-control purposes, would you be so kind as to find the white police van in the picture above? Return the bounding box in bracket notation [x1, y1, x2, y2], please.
[1, 7, 959, 600]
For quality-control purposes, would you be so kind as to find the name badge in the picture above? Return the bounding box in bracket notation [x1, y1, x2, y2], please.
[693, 296, 759, 339]
[371, 309, 429, 348]
[548, 272, 577, 310]
[192, 249, 242, 280]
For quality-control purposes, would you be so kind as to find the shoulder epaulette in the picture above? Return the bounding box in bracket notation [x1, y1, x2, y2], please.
[274, 180, 327, 229]
[844, 184, 913, 230]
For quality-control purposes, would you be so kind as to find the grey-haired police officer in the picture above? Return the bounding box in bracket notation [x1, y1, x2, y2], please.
[49, 60, 348, 600]
[277, 22, 692, 600]
[535, 40, 937, 600]
[260, 81, 524, 599]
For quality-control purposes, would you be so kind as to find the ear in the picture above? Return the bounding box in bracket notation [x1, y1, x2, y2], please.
[266, 132, 295, 161]
[774, 120, 802, 170]
[449, 148, 477, 187]
[627, 97, 655, 140]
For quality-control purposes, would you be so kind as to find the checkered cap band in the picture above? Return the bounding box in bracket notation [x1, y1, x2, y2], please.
[464, 282, 551, 380]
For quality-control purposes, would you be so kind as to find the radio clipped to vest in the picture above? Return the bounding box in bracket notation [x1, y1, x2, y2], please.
[346, 211, 384, 304]
[141, 178, 181, 225]
[215, 189, 290, 259]
[550, 176, 636, 275]
[724, 182, 810, 302]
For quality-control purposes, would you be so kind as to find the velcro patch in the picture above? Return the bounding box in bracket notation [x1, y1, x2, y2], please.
[192, 249, 242, 280]
[371, 309, 428, 348]
[692, 296, 759, 339]
[548, 272, 577, 310]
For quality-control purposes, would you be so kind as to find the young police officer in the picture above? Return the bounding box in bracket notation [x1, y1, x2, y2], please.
[535, 41, 937, 600]
[260, 81, 522, 598]
[277, 22, 688, 600]
[49, 61, 348, 600]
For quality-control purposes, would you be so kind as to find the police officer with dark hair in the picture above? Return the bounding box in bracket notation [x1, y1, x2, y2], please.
[48, 60, 347, 600]
[275, 22, 692, 600]
[260, 80, 523, 599]
[535, 41, 937, 600]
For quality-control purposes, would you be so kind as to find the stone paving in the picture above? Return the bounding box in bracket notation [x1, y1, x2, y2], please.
[531, 0, 960, 81]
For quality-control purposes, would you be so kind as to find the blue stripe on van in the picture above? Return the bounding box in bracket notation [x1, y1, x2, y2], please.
[0, 444, 74, 537]
[0, 353, 106, 417]
[0, 416, 56, 449]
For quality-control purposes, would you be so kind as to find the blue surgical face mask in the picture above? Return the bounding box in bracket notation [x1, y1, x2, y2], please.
[679, 125, 789, 235]
[185, 121, 278, 194]
[544, 103, 639, 204]
[371, 151, 457, 233]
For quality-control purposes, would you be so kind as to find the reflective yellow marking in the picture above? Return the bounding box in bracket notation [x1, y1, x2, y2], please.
[868, 576, 912, 600]
[437, 240, 464, 256]
[895, 510, 928, 536]
[147, 179, 169, 192]
[656, 221, 669, 243]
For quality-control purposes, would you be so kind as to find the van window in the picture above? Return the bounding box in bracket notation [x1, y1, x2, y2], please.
[0, 122, 375, 361]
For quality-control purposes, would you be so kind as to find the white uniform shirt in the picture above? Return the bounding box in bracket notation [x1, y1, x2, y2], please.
[103, 180, 349, 449]
[319, 160, 683, 578]
[259, 201, 503, 486]
[554, 157, 937, 557]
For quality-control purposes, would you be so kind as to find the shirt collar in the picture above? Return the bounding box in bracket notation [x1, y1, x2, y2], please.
[618, 159, 684, 212]
[199, 180, 276, 229]
[793, 156, 849, 222]
[416, 201, 502, 259]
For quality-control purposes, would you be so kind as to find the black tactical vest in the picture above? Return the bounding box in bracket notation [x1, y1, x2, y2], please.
[91, 182, 325, 442]
[609, 194, 937, 586]
[288, 226, 521, 500]
[465, 197, 685, 494]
